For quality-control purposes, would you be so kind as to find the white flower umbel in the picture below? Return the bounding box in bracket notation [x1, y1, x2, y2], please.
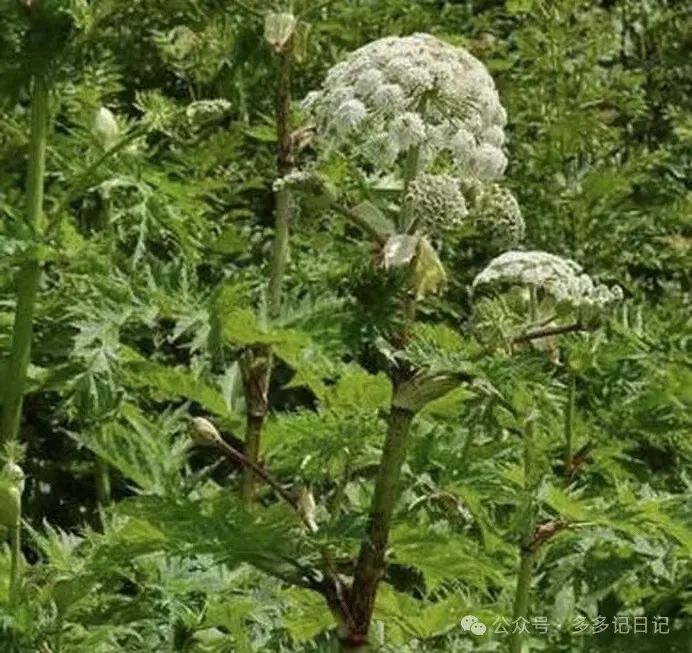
[389, 112, 427, 151]
[335, 98, 368, 133]
[302, 33, 508, 177]
[472, 250, 623, 312]
[403, 174, 468, 232]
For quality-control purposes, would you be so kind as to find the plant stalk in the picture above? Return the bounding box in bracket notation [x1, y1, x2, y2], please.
[346, 405, 415, 648]
[268, 47, 293, 317]
[529, 285, 538, 323]
[337, 141, 427, 643]
[564, 373, 576, 475]
[9, 521, 21, 604]
[240, 414, 263, 506]
[240, 44, 294, 507]
[514, 322, 584, 344]
[1, 75, 49, 444]
[511, 420, 537, 653]
[402, 145, 421, 190]
[511, 549, 534, 653]
[330, 202, 387, 244]
[239, 350, 270, 507]
[268, 188, 291, 315]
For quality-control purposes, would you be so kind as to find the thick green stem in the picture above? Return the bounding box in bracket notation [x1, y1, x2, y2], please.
[403, 146, 421, 189]
[346, 406, 415, 648]
[1, 76, 49, 444]
[268, 47, 293, 318]
[239, 349, 270, 508]
[331, 202, 387, 244]
[9, 521, 21, 604]
[514, 322, 584, 344]
[268, 189, 291, 316]
[511, 550, 534, 653]
[511, 421, 537, 653]
[240, 413, 265, 506]
[564, 374, 576, 475]
[398, 93, 429, 232]
[337, 133, 426, 642]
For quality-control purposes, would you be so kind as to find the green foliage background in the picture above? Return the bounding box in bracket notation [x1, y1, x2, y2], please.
[0, 0, 689, 651]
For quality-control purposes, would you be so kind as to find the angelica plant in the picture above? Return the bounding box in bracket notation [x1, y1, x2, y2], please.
[282, 30, 632, 648]
[286, 32, 519, 648]
[471, 251, 623, 653]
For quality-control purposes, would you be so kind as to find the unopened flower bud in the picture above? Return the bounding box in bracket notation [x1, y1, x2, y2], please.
[0, 461, 24, 532]
[93, 106, 119, 148]
[297, 486, 318, 533]
[264, 12, 296, 53]
[189, 416, 223, 447]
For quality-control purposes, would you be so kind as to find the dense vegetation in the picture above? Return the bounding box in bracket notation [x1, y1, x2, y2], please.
[0, 1, 689, 652]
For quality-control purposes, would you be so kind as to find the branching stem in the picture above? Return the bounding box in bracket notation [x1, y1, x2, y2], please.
[95, 455, 111, 508]
[511, 549, 534, 653]
[213, 436, 317, 531]
[239, 351, 270, 507]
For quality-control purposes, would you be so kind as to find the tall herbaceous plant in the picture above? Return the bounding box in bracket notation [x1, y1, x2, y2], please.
[281, 32, 623, 649]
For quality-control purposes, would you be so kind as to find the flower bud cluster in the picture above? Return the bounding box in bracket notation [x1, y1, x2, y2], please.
[467, 182, 525, 248]
[403, 174, 468, 232]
